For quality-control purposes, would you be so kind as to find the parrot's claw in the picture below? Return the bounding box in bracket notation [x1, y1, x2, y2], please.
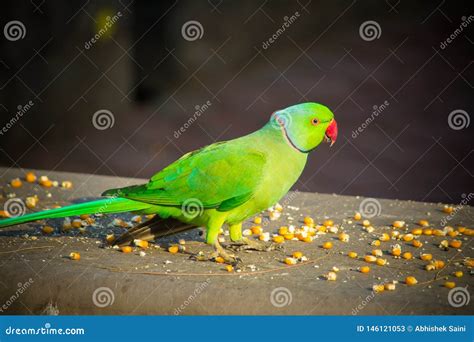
[227, 237, 282, 252]
[190, 241, 242, 266]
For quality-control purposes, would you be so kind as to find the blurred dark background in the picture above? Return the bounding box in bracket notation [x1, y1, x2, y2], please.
[0, 0, 472, 203]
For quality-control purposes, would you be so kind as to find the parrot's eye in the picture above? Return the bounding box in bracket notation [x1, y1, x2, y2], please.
[311, 118, 319, 126]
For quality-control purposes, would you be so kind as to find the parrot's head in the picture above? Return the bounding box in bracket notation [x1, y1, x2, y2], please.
[270, 102, 338, 153]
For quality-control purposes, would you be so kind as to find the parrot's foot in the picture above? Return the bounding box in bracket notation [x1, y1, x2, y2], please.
[190, 240, 242, 266]
[227, 237, 282, 252]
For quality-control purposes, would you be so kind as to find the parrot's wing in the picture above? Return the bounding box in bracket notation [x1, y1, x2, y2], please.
[103, 142, 266, 212]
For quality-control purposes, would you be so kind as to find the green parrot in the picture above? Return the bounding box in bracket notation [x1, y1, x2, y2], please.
[0, 102, 338, 262]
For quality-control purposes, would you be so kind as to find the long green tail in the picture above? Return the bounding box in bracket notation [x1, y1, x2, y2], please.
[0, 197, 152, 228]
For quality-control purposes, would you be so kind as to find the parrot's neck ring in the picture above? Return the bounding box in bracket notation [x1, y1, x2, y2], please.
[274, 113, 313, 154]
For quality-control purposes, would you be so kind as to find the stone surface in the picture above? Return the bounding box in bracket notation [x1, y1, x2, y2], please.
[0, 167, 472, 315]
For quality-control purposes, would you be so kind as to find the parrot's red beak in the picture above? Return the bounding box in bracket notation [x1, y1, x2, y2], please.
[324, 119, 338, 147]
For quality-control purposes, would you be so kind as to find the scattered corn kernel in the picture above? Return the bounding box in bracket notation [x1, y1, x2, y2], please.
[283, 233, 294, 240]
[418, 219, 429, 227]
[405, 276, 418, 286]
[464, 258, 474, 267]
[322, 241, 333, 249]
[278, 226, 289, 235]
[106, 234, 115, 244]
[25, 196, 38, 209]
[444, 281, 456, 289]
[253, 216, 262, 225]
[338, 233, 349, 242]
[433, 260, 445, 269]
[391, 246, 401, 257]
[354, 212, 362, 220]
[359, 266, 370, 273]
[251, 225, 262, 235]
[371, 240, 381, 247]
[69, 252, 81, 260]
[426, 264, 436, 271]
[433, 229, 445, 236]
[272, 235, 284, 244]
[303, 216, 314, 226]
[284, 257, 297, 265]
[215, 256, 225, 264]
[373, 284, 385, 293]
[402, 252, 413, 260]
[10, 178, 22, 188]
[422, 228, 433, 236]
[365, 226, 374, 233]
[302, 236, 313, 243]
[402, 234, 414, 242]
[168, 246, 179, 254]
[449, 240, 462, 248]
[384, 283, 396, 291]
[25, 172, 37, 183]
[420, 253, 432, 261]
[292, 251, 303, 259]
[42, 226, 54, 234]
[376, 258, 387, 266]
[454, 271, 463, 278]
[325, 271, 337, 281]
[323, 219, 334, 227]
[443, 205, 454, 214]
[412, 240, 423, 248]
[134, 239, 149, 249]
[348, 251, 358, 259]
[372, 249, 383, 257]
[392, 221, 405, 228]
[0, 210, 10, 218]
[225, 265, 234, 272]
[364, 255, 377, 263]
[411, 228, 423, 235]
[362, 219, 370, 227]
[61, 180, 73, 189]
[121, 246, 133, 253]
[379, 233, 390, 242]
[71, 219, 83, 228]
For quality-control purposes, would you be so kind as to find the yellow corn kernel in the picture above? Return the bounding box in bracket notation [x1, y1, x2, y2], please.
[25, 172, 37, 183]
[131, 215, 142, 223]
[420, 253, 433, 261]
[433, 229, 445, 236]
[25, 196, 38, 209]
[457, 226, 466, 233]
[348, 251, 358, 258]
[372, 284, 385, 293]
[302, 236, 313, 243]
[449, 240, 462, 248]
[379, 233, 390, 242]
[225, 265, 234, 272]
[384, 283, 396, 291]
[402, 234, 414, 242]
[134, 239, 149, 249]
[40, 179, 53, 188]
[433, 260, 445, 269]
[376, 258, 387, 266]
[283, 233, 294, 240]
[303, 216, 314, 226]
[411, 228, 423, 235]
[323, 219, 334, 227]
[464, 258, 474, 267]
[42, 226, 54, 234]
[71, 219, 82, 228]
[322, 241, 333, 249]
[464, 229, 474, 236]
[444, 281, 456, 289]
[106, 234, 115, 244]
[325, 271, 337, 281]
[278, 226, 289, 236]
[362, 219, 371, 227]
[391, 247, 401, 257]
[418, 219, 429, 227]
[354, 212, 362, 220]
[61, 180, 73, 189]
[10, 178, 22, 188]
[317, 225, 327, 232]
[359, 266, 370, 273]
[405, 276, 418, 286]
[425, 264, 436, 271]
[412, 240, 423, 248]
[121, 246, 133, 253]
[422, 228, 433, 236]
[79, 214, 89, 220]
[392, 220, 405, 228]
[292, 251, 303, 259]
[168, 245, 179, 254]
[372, 249, 383, 257]
[447, 231, 459, 237]
[251, 225, 262, 235]
[338, 233, 349, 242]
[284, 257, 297, 265]
[371, 240, 381, 247]
[402, 252, 412, 260]
[69, 252, 81, 260]
[364, 255, 377, 263]
[215, 256, 225, 263]
[453, 271, 463, 278]
[0, 210, 10, 218]
[273, 235, 285, 244]
[443, 205, 454, 214]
